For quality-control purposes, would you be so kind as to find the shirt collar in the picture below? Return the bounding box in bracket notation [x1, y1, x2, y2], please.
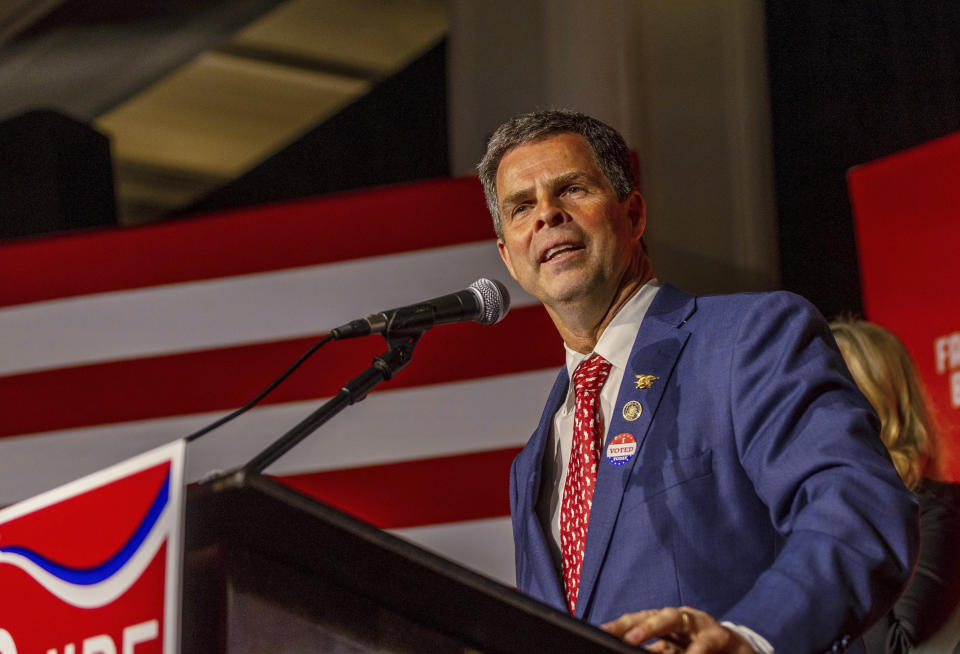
[563, 279, 662, 378]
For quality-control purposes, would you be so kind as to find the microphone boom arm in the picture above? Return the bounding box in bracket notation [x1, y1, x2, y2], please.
[242, 332, 422, 474]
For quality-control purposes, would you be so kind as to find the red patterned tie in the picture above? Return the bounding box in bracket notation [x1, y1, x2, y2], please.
[560, 353, 612, 614]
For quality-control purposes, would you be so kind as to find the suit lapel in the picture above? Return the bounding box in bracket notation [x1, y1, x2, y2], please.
[574, 285, 695, 618]
[514, 369, 568, 611]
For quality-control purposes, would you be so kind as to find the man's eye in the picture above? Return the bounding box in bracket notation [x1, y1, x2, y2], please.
[565, 185, 585, 195]
[512, 204, 530, 217]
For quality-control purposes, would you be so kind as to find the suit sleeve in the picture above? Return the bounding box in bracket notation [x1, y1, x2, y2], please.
[719, 292, 919, 654]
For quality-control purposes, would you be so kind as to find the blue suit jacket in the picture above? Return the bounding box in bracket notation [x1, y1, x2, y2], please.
[510, 285, 918, 654]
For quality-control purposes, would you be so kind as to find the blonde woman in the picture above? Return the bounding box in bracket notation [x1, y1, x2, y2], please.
[831, 319, 960, 654]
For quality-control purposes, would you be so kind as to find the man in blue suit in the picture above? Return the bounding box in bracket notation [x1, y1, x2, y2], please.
[477, 110, 917, 654]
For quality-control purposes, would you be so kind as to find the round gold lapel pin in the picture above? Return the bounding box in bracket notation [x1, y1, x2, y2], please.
[622, 400, 643, 421]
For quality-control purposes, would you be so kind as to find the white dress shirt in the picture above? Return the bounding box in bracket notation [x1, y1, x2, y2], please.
[535, 280, 773, 654]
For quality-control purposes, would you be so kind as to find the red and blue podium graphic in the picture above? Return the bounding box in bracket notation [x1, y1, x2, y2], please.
[0, 440, 185, 654]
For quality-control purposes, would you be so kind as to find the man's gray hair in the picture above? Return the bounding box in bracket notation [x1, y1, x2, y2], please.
[477, 110, 636, 238]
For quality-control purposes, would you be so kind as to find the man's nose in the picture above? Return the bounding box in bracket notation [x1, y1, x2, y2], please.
[535, 197, 568, 231]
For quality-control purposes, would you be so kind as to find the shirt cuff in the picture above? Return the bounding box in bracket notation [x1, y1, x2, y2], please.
[720, 622, 774, 654]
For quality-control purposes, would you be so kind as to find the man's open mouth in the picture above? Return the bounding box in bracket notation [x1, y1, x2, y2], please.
[541, 243, 584, 263]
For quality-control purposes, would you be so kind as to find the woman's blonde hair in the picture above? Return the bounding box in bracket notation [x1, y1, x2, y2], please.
[830, 319, 941, 490]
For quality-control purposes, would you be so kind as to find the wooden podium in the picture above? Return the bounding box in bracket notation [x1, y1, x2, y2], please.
[181, 470, 640, 653]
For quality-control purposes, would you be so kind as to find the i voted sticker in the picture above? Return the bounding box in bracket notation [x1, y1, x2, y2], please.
[606, 433, 637, 467]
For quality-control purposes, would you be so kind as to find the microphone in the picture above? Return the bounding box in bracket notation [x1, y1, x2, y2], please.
[330, 278, 511, 340]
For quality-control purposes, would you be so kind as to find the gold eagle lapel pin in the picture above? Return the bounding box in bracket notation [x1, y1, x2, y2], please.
[634, 374, 660, 390]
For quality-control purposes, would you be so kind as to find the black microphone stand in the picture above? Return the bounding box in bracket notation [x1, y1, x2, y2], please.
[241, 331, 422, 474]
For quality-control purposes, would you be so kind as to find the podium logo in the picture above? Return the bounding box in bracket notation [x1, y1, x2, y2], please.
[0, 629, 16, 654]
[0, 621, 158, 654]
[0, 442, 184, 654]
[0, 472, 170, 608]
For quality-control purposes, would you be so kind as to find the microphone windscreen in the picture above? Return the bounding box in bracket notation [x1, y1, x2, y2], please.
[470, 278, 511, 325]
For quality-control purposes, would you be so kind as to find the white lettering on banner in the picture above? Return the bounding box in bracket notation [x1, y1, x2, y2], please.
[935, 332, 960, 374]
[122, 621, 158, 654]
[934, 331, 960, 408]
[32, 620, 159, 654]
[82, 635, 116, 654]
[0, 629, 17, 654]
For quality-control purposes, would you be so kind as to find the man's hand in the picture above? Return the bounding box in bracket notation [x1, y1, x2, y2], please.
[601, 607, 756, 654]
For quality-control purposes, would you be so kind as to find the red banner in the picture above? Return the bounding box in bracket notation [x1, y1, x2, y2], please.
[848, 130, 960, 480]
[0, 441, 185, 654]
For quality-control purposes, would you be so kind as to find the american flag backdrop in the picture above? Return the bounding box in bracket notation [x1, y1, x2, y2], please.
[0, 176, 564, 585]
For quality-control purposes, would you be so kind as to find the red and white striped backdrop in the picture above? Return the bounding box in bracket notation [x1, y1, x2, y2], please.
[0, 176, 564, 584]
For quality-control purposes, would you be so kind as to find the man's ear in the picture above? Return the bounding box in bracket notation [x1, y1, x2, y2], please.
[497, 239, 518, 280]
[628, 191, 647, 239]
